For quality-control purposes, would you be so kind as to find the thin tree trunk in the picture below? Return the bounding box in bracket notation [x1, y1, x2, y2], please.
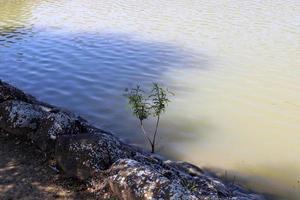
[140, 120, 153, 150]
[152, 115, 160, 153]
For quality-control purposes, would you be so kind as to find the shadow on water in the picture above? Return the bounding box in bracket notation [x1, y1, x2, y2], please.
[0, 26, 33, 47]
[0, 30, 202, 143]
[0, 0, 208, 152]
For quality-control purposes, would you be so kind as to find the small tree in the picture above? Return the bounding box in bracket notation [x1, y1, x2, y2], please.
[124, 83, 173, 153]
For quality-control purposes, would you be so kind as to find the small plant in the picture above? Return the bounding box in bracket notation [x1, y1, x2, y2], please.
[124, 83, 173, 153]
[181, 179, 198, 193]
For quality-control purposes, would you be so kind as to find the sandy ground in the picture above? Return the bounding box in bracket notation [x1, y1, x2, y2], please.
[0, 131, 96, 200]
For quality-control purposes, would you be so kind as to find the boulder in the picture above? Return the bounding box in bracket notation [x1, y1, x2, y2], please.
[103, 159, 198, 200]
[32, 110, 85, 152]
[0, 100, 47, 136]
[97, 158, 263, 200]
[163, 160, 204, 177]
[131, 154, 231, 199]
[0, 99, 85, 153]
[55, 130, 135, 180]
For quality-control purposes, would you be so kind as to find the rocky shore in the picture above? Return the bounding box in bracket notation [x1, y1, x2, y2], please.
[0, 80, 264, 200]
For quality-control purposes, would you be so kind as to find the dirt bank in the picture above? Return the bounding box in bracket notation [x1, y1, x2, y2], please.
[0, 131, 95, 200]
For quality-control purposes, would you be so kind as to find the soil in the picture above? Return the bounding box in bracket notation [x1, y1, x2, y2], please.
[0, 131, 97, 200]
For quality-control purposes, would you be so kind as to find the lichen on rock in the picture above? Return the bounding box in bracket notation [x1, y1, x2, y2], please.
[0, 100, 47, 135]
[104, 159, 199, 200]
[55, 131, 135, 180]
[32, 110, 85, 152]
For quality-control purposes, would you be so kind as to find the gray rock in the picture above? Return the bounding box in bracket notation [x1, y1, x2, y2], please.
[104, 159, 198, 200]
[164, 160, 204, 176]
[132, 154, 231, 199]
[55, 131, 134, 180]
[0, 100, 47, 136]
[0, 99, 83, 152]
[32, 110, 84, 152]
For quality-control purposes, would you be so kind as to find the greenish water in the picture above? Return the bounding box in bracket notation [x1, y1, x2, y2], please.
[0, 1, 299, 199]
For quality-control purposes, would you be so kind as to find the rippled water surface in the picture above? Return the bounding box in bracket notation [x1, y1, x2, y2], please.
[0, 0, 300, 198]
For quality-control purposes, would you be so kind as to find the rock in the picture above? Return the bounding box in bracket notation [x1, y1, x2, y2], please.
[104, 159, 198, 200]
[0, 99, 85, 153]
[93, 155, 255, 200]
[55, 130, 134, 180]
[164, 160, 204, 176]
[32, 110, 85, 152]
[132, 154, 231, 199]
[0, 100, 47, 136]
[0, 80, 36, 104]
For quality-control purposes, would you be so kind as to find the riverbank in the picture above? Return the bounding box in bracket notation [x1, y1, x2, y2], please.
[0, 131, 96, 199]
[0, 80, 264, 199]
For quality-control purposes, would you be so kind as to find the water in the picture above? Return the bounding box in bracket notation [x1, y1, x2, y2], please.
[0, 0, 299, 199]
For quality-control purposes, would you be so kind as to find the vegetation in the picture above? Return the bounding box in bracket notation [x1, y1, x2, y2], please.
[124, 83, 173, 153]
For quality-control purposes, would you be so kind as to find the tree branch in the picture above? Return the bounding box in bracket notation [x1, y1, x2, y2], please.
[140, 120, 153, 148]
[152, 115, 160, 153]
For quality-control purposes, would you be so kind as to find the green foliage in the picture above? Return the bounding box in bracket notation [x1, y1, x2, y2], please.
[181, 179, 198, 192]
[149, 83, 172, 116]
[124, 83, 173, 153]
[124, 86, 150, 121]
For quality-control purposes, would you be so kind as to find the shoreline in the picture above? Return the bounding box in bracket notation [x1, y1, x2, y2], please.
[0, 80, 264, 199]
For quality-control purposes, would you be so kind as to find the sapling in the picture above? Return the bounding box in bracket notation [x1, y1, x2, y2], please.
[124, 83, 173, 153]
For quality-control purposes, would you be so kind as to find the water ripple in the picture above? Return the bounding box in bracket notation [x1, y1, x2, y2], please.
[0, 30, 190, 138]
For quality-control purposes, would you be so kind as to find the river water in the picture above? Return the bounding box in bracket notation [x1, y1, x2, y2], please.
[0, 0, 299, 199]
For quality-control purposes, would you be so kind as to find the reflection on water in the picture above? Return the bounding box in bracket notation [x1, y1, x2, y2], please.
[0, 1, 30, 46]
[0, 0, 31, 24]
[0, 0, 300, 199]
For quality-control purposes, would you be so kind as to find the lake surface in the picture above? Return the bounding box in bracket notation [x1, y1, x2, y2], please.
[0, 0, 299, 199]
